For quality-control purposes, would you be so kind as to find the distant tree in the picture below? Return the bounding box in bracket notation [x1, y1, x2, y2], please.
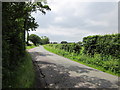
[26, 17, 39, 46]
[41, 36, 49, 44]
[49, 42, 52, 44]
[61, 41, 67, 44]
[29, 34, 41, 46]
[53, 42, 58, 44]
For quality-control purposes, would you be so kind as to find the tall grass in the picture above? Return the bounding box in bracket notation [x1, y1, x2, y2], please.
[14, 52, 35, 88]
[44, 45, 120, 76]
[3, 52, 35, 88]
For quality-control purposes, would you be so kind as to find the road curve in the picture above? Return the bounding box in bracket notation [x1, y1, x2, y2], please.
[28, 46, 119, 88]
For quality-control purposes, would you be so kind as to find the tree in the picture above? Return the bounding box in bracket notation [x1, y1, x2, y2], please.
[26, 17, 39, 46]
[3, 2, 51, 67]
[61, 41, 68, 44]
[24, 2, 51, 46]
[52, 42, 58, 44]
[41, 36, 50, 44]
[2, 2, 51, 88]
[29, 34, 41, 46]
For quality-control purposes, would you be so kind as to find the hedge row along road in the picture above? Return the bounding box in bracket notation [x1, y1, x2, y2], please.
[28, 46, 119, 88]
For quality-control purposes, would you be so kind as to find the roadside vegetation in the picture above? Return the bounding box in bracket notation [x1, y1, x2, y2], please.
[2, 1, 119, 88]
[26, 45, 37, 49]
[44, 33, 120, 76]
[3, 52, 35, 88]
[2, 2, 50, 88]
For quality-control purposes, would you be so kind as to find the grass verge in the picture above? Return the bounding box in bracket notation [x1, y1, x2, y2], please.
[3, 52, 36, 88]
[43, 45, 119, 76]
[26, 45, 36, 49]
[14, 52, 35, 88]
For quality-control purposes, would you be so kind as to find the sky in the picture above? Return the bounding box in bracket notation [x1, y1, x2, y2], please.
[30, 0, 118, 43]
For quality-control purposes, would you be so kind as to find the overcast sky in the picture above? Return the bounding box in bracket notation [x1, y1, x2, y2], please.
[30, 0, 118, 43]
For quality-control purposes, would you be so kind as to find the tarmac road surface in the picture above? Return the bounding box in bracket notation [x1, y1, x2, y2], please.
[28, 46, 119, 88]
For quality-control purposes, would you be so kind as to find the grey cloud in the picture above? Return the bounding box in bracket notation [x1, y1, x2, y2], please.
[32, 11, 54, 28]
[33, 2, 117, 29]
[86, 2, 117, 16]
[31, 2, 117, 42]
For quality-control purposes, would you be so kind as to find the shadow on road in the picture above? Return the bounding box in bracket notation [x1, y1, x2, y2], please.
[29, 51, 118, 88]
[30, 51, 53, 57]
[35, 61, 116, 88]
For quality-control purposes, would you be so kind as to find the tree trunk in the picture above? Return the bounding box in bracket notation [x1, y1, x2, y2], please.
[26, 30, 29, 46]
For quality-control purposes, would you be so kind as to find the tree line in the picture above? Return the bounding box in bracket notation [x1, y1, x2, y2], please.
[28, 34, 49, 46]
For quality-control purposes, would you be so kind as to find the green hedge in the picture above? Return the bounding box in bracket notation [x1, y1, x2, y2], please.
[83, 33, 120, 58]
[44, 33, 120, 75]
[44, 44, 120, 75]
[47, 43, 82, 54]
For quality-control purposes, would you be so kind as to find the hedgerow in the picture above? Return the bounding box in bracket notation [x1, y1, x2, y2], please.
[48, 43, 82, 54]
[83, 33, 120, 58]
[44, 33, 120, 75]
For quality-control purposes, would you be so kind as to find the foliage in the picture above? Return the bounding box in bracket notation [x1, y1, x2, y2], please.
[47, 43, 82, 54]
[3, 52, 35, 88]
[2, 2, 50, 88]
[51, 42, 58, 44]
[41, 36, 50, 45]
[43, 34, 120, 76]
[28, 35, 50, 45]
[24, 2, 51, 45]
[29, 34, 41, 46]
[61, 41, 68, 44]
[44, 45, 120, 76]
[76, 41, 83, 46]
[3, 2, 26, 72]
[83, 33, 120, 58]
[14, 52, 35, 88]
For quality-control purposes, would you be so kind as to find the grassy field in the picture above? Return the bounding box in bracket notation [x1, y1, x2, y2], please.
[44, 45, 119, 76]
